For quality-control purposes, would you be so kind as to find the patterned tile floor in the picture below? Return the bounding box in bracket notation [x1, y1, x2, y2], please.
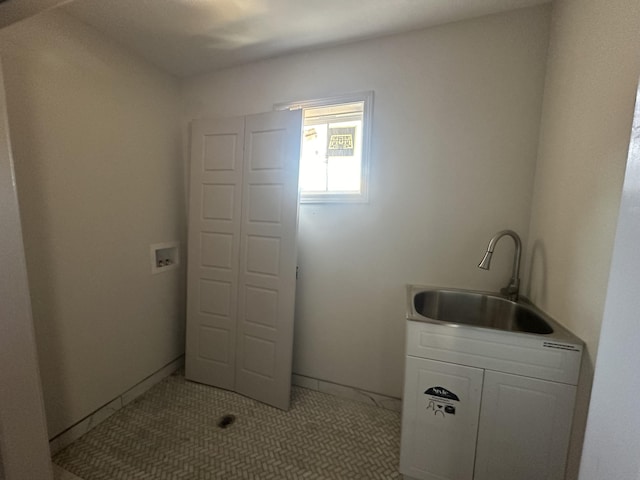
[54, 372, 402, 479]
[53, 463, 84, 480]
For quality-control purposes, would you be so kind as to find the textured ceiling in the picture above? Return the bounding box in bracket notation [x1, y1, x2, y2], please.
[0, 0, 72, 29]
[61, 0, 550, 78]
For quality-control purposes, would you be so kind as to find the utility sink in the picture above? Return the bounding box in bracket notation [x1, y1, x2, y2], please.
[413, 289, 553, 334]
[405, 286, 577, 337]
[402, 286, 584, 480]
[405, 284, 584, 379]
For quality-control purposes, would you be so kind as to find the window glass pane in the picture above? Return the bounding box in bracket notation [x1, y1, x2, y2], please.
[280, 93, 371, 202]
[299, 124, 328, 192]
[300, 104, 364, 194]
[327, 120, 362, 192]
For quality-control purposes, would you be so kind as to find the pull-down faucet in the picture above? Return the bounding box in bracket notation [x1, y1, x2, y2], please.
[478, 230, 522, 301]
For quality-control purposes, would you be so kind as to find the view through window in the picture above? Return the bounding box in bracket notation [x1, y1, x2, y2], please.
[280, 92, 372, 203]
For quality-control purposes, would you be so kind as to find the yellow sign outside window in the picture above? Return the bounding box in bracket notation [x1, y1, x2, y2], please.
[327, 127, 356, 157]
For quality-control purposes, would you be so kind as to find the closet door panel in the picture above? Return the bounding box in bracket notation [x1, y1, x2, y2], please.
[236, 109, 302, 410]
[186, 117, 244, 390]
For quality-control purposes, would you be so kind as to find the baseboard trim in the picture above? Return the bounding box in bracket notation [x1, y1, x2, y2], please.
[49, 356, 184, 455]
[291, 373, 402, 412]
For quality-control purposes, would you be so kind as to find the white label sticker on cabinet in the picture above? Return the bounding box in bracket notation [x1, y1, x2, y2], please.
[424, 386, 459, 417]
[542, 341, 582, 352]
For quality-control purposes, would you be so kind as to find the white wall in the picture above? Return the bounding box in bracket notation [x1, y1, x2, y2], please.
[182, 5, 551, 398]
[0, 62, 52, 480]
[0, 11, 186, 438]
[578, 78, 640, 480]
[524, 0, 640, 477]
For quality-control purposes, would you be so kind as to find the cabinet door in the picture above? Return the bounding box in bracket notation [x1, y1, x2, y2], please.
[234, 110, 301, 411]
[400, 357, 484, 480]
[474, 371, 576, 480]
[186, 116, 245, 390]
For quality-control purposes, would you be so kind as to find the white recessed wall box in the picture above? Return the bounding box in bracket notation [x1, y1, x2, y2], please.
[150, 241, 180, 274]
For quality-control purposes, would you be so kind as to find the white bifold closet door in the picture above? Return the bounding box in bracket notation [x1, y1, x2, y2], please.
[186, 110, 301, 410]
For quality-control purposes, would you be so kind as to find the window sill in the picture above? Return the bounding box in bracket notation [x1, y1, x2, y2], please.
[300, 192, 369, 204]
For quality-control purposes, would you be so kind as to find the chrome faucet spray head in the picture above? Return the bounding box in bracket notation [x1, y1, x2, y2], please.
[478, 250, 493, 270]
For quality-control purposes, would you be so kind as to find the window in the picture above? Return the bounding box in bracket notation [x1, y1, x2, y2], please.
[278, 92, 373, 203]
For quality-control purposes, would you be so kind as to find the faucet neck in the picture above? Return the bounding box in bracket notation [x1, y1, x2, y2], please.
[482, 230, 522, 300]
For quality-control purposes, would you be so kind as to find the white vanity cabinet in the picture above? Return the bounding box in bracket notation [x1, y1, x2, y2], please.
[474, 371, 576, 480]
[400, 319, 582, 480]
[400, 357, 483, 480]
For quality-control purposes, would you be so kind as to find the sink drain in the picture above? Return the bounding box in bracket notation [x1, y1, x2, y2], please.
[217, 414, 236, 429]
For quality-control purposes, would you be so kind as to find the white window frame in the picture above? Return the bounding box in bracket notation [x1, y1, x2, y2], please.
[276, 91, 373, 204]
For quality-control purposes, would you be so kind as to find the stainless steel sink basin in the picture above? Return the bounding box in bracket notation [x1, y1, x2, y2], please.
[409, 287, 554, 334]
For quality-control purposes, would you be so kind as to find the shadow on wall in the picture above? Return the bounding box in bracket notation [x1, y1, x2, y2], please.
[526, 237, 597, 478]
[526, 239, 547, 306]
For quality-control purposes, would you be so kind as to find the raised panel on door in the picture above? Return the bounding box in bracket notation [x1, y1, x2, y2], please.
[474, 370, 577, 480]
[185, 117, 244, 390]
[399, 356, 484, 480]
[235, 109, 301, 410]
